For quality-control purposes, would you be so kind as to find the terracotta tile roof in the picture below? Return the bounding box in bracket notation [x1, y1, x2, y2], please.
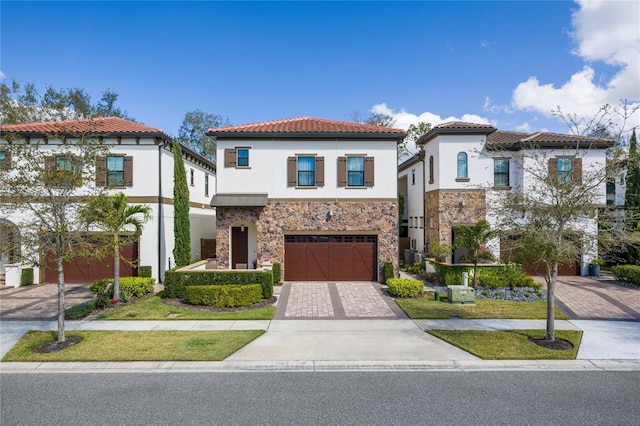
[487, 130, 615, 149]
[0, 117, 168, 137]
[434, 121, 496, 130]
[207, 116, 406, 136]
[486, 130, 530, 145]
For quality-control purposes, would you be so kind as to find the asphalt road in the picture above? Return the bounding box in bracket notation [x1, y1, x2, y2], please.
[1, 371, 638, 425]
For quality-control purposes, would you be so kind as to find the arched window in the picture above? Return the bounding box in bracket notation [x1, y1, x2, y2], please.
[457, 152, 468, 178]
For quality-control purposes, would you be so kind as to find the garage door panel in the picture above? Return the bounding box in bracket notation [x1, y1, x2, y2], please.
[284, 235, 377, 281]
[44, 243, 137, 283]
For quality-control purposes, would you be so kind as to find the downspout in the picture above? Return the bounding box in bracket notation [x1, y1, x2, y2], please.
[157, 142, 163, 283]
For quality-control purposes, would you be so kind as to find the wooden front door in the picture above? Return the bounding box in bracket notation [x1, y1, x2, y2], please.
[231, 227, 248, 269]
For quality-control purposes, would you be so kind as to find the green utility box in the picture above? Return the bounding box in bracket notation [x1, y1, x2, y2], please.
[447, 285, 475, 304]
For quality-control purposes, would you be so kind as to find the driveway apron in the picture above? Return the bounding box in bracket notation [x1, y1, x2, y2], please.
[0, 283, 94, 321]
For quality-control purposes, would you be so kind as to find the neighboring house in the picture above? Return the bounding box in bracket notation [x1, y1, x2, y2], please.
[207, 117, 405, 281]
[398, 152, 426, 256]
[403, 121, 613, 276]
[0, 117, 216, 285]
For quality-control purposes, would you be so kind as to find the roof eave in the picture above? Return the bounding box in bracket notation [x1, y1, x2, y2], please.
[416, 126, 497, 145]
[206, 131, 406, 141]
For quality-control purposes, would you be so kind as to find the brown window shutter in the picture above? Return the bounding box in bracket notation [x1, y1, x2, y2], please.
[124, 156, 133, 186]
[573, 157, 582, 185]
[224, 148, 236, 167]
[95, 156, 107, 187]
[315, 156, 325, 187]
[549, 158, 558, 182]
[364, 157, 375, 187]
[337, 157, 347, 187]
[287, 157, 297, 187]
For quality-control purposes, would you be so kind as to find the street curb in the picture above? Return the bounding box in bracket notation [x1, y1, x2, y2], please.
[1, 359, 638, 374]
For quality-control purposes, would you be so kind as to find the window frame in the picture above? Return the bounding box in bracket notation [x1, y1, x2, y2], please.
[456, 152, 468, 180]
[346, 155, 366, 187]
[493, 158, 510, 188]
[296, 155, 316, 187]
[236, 148, 249, 168]
[557, 157, 573, 183]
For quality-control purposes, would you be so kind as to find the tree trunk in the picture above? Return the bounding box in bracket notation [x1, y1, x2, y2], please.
[113, 240, 120, 301]
[545, 263, 557, 342]
[57, 257, 65, 343]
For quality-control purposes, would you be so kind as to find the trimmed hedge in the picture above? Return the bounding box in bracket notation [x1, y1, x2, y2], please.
[272, 262, 282, 284]
[430, 261, 538, 289]
[383, 262, 394, 283]
[611, 265, 640, 285]
[90, 277, 155, 298]
[183, 284, 263, 308]
[163, 269, 273, 299]
[65, 300, 96, 319]
[386, 278, 424, 298]
[20, 268, 34, 286]
[138, 265, 152, 278]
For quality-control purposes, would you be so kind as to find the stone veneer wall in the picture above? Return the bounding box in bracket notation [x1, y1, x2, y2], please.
[216, 200, 398, 281]
[424, 189, 486, 261]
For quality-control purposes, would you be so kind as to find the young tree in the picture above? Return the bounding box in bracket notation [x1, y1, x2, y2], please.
[624, 129, 640, 210]
[172, 142, 191, 267]
[81, 192, 151, 301]
[0, 123, 109, 344]
[453, 220, 499, 289]
[177, 110, 229, 161]
[400, 122, 432, 158]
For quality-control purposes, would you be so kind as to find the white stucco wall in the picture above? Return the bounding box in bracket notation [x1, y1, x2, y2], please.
[217, 139, 398, 199]
[398, 156, 425, 252]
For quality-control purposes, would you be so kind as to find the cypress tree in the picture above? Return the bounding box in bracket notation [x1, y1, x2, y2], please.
[172, 141, 191, 267]
[625, 129, 640, 211]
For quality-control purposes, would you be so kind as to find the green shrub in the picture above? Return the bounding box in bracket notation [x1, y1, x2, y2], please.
[386, 278, 424, 298]
[272, 262, 282, 284]
[20, 268, 34, 286]
[138, 265, 152, 278]
[183, 284, 263, 308]
[433, 262, 537, 289]
[90, 277, 155, 298]
[65, 300, 96, 319]
[383, 262, 394, 283]
[163, 269, 273, 299]
[406, 261, 425, 276]
[611, 265, 640, 285]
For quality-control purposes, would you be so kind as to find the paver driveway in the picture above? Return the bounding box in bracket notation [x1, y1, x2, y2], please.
[0, 283, 93, 320]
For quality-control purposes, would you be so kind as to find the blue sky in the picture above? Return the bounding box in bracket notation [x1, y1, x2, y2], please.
[1, 1, 638, 139]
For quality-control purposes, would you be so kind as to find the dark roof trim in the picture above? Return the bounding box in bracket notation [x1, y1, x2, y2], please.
[211, 193, 268, 207]
[398, 152, 425, 171]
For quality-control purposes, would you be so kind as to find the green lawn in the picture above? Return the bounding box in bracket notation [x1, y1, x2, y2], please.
[2, 330, 265, 362]
[95, 294, 275, 320]
[428, 329, 582, 360]
[396, 298, 568, 320]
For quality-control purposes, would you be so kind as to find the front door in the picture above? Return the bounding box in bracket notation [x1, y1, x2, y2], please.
[231, 227, 248, 269]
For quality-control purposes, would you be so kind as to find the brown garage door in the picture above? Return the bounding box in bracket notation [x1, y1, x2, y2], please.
[44, 242, 138, 283]
[500, 237, 580, 276]
[284, 235, 377, 281]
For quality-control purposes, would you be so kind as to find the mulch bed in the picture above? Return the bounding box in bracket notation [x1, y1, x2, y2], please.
[160, 296, 277, 312]
[528, 336, 574, 350]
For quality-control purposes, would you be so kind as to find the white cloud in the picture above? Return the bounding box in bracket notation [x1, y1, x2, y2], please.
[480, 40, 496, 48]
[371, 103, 491, 130]
[0, 70, 5, 79]
[511, 0, 640, 127]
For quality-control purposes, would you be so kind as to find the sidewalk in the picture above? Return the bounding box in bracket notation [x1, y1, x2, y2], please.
[1, 318, 638, 372]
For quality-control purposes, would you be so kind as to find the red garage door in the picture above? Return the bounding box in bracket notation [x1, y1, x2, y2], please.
[500, 237, 580, 276]
[44, 243, 138, 283]
[284, 235, 377, 281]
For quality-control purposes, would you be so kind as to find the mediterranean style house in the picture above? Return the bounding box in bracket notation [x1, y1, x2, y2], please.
[207, 117, 405, 281]
[0, 117, 216, 285]
[399, 121, 614, 275]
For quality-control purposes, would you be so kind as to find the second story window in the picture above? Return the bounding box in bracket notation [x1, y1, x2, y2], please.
[549, 156, 582, 185]
[46, 155, 80, 187]
[494, 158, 510, 187]
[606, 181, 615, 206]
[411, 169, 415, 186]
[557, 157, 573, 183]
[348, 156, 365, 187]
[190, 168, 195, 186]
[205, 174, 209, 196]
[288, 155, 324, 188]
[237, 149, 249, 167]
[107, 156, 125, 186]
[0, 151, 9, 170]
[297, 156, 316, 187]
[457, 152, 468, 179]
[429, 155, 434, 184]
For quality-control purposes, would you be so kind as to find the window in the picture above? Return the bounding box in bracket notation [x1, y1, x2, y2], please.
[288, 156, 324, 187]
[190, 169, 194, 186]
[297, 156, 315, 187]
[457, 152, 468, 179]
[411, 169, 415, 186]
[606, 181, 615, 206]
[557, 157, 572, 183]
[237, 149, 249, 167]
[0, 151, 8, 170]
[338, 156, 374, 187]
[205, 174, 209, 196]
[429, 155, 434, 184]
[46, 155, 80, 187]
[347, 156, 365, 187]
[106, 156, 125, 186]
[56, 155, 74, 172]
[494, 159, 510, 187]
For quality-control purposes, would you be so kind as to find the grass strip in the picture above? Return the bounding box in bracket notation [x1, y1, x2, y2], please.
[397, 298, 568, 320]
[2, 330, 265, 362]
[427, 329, 582, 360]
[96, 294, 275, 320]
